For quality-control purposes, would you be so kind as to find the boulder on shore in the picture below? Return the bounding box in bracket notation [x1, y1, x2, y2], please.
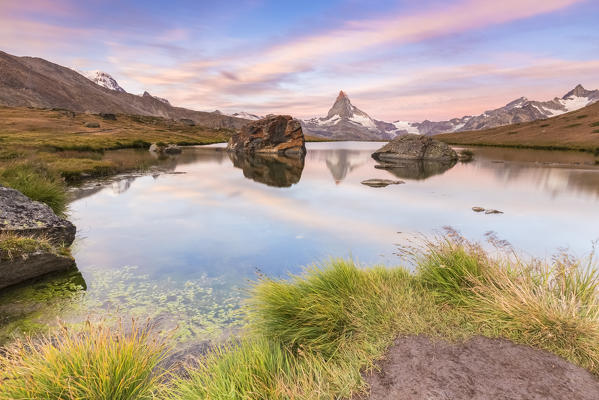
[227, 115, 306, 156]
[372, 134, 457, 163]
[0, 185, 77, 289]
[0, 186, 75, 246]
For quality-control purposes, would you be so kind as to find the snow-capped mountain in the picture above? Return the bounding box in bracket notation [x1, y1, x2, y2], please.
[407, 84, 599, 136]
[302, 91, 397, 140]
[231, 111, 263, 120]
[303, 85, 599, 140]
[83, 70, 126, 93]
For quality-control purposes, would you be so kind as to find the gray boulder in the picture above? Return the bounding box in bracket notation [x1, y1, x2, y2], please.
[0, 186, 75, 246]
[372, 134, 458, 163]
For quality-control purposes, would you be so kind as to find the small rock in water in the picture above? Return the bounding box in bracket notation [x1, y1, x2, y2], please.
[361, 179, 405, 188]
[485, 209, 504, 215]
[472, 207, 485, 212]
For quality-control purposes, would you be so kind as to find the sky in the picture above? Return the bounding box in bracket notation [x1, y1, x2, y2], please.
[1, 0, 599, 121]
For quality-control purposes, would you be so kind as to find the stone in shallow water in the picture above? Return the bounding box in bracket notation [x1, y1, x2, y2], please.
[472, 207, 485, 212]
[372, 134, 458, 162]
[361, 179, 405, 188]
[485, 209, 504, 214]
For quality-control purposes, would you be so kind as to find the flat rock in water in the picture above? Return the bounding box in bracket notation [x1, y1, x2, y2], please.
[372, 134, 457, 163]
[361, 179, 404, 188]
[472, 207, 485, 212]
[0, 186, 75, 246]
[227, 115, 306, 156]
[364, 335, 599, 400]
[485, 209, 504, 214]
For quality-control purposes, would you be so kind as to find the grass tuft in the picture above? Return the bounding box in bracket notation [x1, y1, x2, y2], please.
[0, 320, 169, 400]
[0, 233, 52, 261]
[0, 162, 68, 216]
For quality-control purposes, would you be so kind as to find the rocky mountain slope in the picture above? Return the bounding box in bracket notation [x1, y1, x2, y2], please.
[413, 84, 599, 135]
[0, 51, 248, 130]
[301, 91, 397, 140]
[435, 99, 599, 151]
[303, 86, 599, 140]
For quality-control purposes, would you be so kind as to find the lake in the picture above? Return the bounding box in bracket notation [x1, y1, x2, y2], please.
[2, 142, 599, 342]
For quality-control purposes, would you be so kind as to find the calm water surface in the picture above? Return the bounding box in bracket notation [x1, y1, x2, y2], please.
[2, 142, 599, 341]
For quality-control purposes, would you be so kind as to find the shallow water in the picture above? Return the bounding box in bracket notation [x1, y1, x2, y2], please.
[2, 142, 599, 342]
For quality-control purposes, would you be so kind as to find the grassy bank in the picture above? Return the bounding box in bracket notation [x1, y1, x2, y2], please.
[0, 106, 234, 213]
[0, 234, 597, 399]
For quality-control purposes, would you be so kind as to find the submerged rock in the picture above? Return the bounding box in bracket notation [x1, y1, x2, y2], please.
[361, 179, 404, 188]
[372, 134, 457, 163]
[0, 186, 75, 246]
[227, 115, 306, 156]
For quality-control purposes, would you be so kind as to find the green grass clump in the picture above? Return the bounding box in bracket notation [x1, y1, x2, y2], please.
[589, 121, 599, 127]
[0, 321, 168, 400]
[0, 233, 52, 261]
[565, 123, 583, 128]
[593, 129, 599, 134]
[576, 115, 588, 119]
[0, 162, 67, 216]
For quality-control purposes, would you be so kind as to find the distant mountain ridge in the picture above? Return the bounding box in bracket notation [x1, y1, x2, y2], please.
[0, 51, 249, 130]
[303, 86, 599, 140]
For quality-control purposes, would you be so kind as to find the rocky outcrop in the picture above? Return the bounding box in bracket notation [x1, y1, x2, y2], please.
[372, 134, 457, 163]
[0, 186, 75, 246]
[228, 152, 304, 187]
[0, 186, 77, 289]
[227, 115, 306, 156]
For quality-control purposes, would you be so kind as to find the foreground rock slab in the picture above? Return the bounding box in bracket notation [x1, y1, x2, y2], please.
[227, 115, 306, 156]
[364, 335, 599, 400]
[372, 134, 458, 163]
[0, 250, 75, 290]
[361, 179, 404, 188]
[0, 186, 75, 246]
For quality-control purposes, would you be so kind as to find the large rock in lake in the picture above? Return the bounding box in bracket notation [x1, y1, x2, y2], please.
[372, 134, 457, 163]
[227, 115, 306, 156]
[0, 186, 75, 246]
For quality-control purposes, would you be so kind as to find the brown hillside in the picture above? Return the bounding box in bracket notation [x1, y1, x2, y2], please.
[435, 101, 599, 151]
[0, 51, 248, 130]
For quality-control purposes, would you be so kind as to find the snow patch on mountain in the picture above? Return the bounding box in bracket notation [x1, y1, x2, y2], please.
[231, 111, 263, 120]
[83, 70, 126, 93]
